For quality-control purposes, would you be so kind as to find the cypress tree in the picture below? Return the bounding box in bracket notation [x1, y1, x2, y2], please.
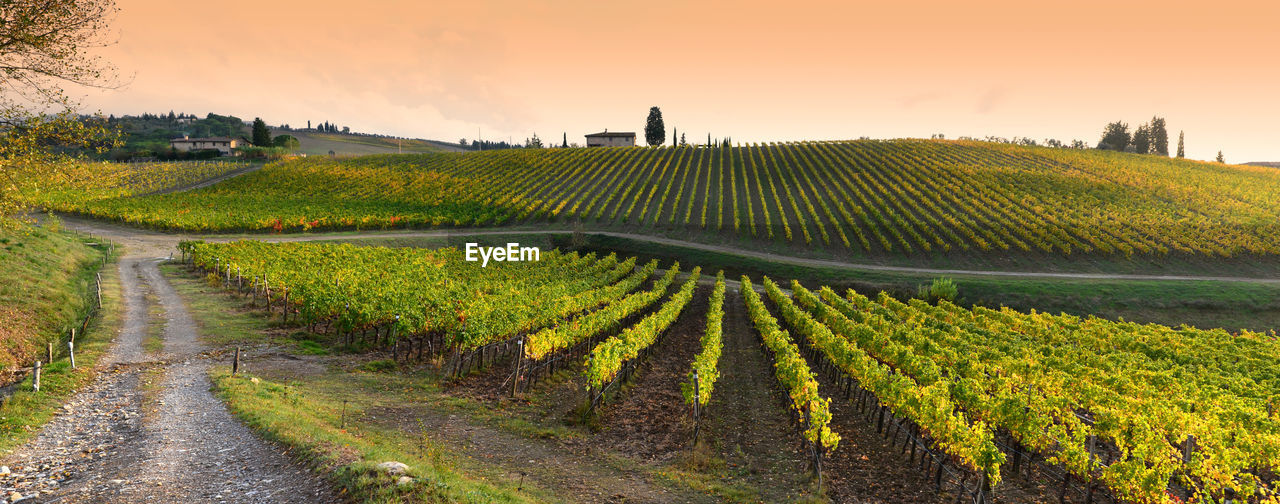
[644, 106, 665, 146]
[1176, 131, 1185, 158]
[1216, 150, 1225, 163]
[1150, 116, 1169, 156]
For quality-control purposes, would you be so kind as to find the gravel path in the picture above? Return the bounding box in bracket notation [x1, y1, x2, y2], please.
[1, 252, 338, 503]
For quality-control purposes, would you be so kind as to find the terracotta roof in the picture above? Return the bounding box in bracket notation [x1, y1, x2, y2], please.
[585, 131, 635, 138]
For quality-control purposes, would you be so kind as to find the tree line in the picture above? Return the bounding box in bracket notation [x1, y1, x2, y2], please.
[1096, 116, 1223, 161]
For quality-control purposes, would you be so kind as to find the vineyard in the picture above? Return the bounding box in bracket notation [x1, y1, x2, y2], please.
[19, 159, 250, 209]
[35, 140, 1280, 261]
[174, 239, 1280, 504]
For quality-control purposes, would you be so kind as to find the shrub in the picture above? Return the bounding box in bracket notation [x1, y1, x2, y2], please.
[917, 277, 958, 303]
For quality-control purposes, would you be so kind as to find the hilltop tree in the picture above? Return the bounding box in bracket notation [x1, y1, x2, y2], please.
[252, 118, 272, 146]
[1098, 121, 1130, 151]
[1216, 150, 1225, 163]
[1150, 116, 1169, 155]
[680, 132, 686, 146]
[526, 133, 543, 149]
[672, 127, 677, 147]
[272, 134, 299, 151]
[1176, 131, 1185, 158]
[1132, 123, 1151, 154]
[562, 132, 568, 148]
[0, 0, 123, 221]
[644, 107, 665, 146]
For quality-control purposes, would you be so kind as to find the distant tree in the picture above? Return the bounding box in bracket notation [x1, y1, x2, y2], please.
[1176, 131, 1185, 158]
[342, 126, 350, 134]
[251, 117, 272, 147]
[644, 107, 665, 146]
[459, 138, 467, 148]
[272, 134, 300, 151]
[167, 110, 176, 122]
[562, 132, 568, 148]
[707, 133, 711, 147]
[1132, 123, 1151, 154]
[680, 132, 686, 146]
[526, 133, 543, 149]
[1098, 121, 1130, 151]
[307, 120, 311, 129]
[672, 127, 677, 146]
[1150, 116, 1168, 155]
[1216, 150, 1225, 163]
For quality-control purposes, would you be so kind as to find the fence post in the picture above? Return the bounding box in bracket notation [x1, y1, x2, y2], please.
[68, 341, 76, 369]
[96, 273, 103, 308]
[47, 342, 53, 364]
[232, 347, 240, 375]
[32, 361, 41, 392]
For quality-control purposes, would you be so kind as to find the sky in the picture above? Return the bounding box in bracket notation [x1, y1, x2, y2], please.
[76, 0, 1280, 162]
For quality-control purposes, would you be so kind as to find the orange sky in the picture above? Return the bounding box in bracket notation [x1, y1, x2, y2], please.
[77, 0, 1280, 161]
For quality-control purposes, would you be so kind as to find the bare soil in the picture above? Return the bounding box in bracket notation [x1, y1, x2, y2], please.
[595, 286, 710, 462]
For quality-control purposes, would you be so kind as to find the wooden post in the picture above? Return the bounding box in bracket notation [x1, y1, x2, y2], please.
[692, 370, 701, 444]
[47, 342, 53, 364]
[68, 341, 76, 369]
[32, 361, 41, 392]
[96, 273, 103, 308]
[511, 338, 524, 397]
[70, 327, 76, 345]
[232, 347, 240, 375]
[1183, 435, 1196, 464]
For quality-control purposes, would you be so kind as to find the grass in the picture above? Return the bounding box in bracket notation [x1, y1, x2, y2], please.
[0, 228, 119, 452]
[0, 221, 108, 370]
[213, 371, 542, 504]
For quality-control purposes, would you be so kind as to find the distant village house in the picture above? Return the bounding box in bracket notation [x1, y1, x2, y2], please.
[169, 135, 241, 155]
[585, 130, 635, 147]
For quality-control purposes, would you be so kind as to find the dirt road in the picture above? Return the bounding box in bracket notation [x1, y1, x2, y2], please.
[1, 253, 337, 502]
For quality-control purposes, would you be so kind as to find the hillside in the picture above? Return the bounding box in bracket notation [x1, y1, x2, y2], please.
[0, 222, 106, 374]
[270, 128, 463, 156]
[37, 139, 1280, 268]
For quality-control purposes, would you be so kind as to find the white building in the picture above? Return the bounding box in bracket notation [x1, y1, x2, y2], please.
[585, 130, 636, 147]
[169, 135, 241, 155]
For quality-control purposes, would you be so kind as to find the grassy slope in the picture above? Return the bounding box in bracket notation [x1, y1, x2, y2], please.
[272, 129, 460, 157]
[0, 222, 118, 452]
[0, 221, 107, 371]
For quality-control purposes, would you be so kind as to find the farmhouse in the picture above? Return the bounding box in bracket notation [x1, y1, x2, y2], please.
[169, 135, 241, 155]
[585, 130, 635, 147]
